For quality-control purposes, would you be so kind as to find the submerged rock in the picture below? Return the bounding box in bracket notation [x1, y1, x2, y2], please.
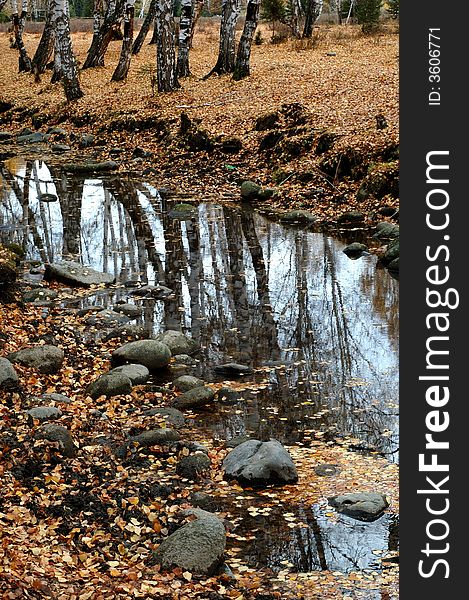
[8, 345, 64, 374]
[222, 439, 298, 486]
[85, 310, 131, 327]
[328, 492, 389, 522]
[153, 508, 226, 575]
[44, 261, 115, 287]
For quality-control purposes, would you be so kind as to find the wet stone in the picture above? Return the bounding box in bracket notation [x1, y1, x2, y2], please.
[8, 345, 64, 374]
[0, 358, 19, 389]
[176, 453, 211, 480]
[113, 303, 143, 318]
[213, 363, 253, 377]
[173, 386, 216, 410]
[22, 288, 58, 302]
[85, 310, 131, 327]
[343, 242, 368, 258]
[44, 261, 115, 287]
[130, 285, 173, 299]
[155, 330, 198, 356]
[217, 387, 241, 404]
[27, 406, 62, 422]
[173, 354, 197, 366]
[130, 428, 180, 447]
[111, 339, 172, 371]
[145, 407, 186, 428]
[172, 375, 204, 392]
[328, 492, 389, 522]
[110, 363, 149, 385]
[86, 372, 132, 399]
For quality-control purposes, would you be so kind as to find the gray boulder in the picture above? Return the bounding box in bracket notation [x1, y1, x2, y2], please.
[130, 428, 180, 446]
[0, 358, 19, 389]
[153, 508, 226, 575]
[110, 364, 150, 385]
[373, 222, 399, 240]
[145, 407, 186, 428]
[176, 453, 211, 480]
[8, 345, 64, 374]
[86, 372, 132, 399]
[217, 387, 241, 404]
[172, 375, 204, 392]
[154, 330, 198, 356]
[44, 261, 114, 287]
[85, 310, 131, 327]
[222, 439, 298, 486]
[173, 386, 216, 410]
[113, 303, 143, 319]
[23, 289, 58, 303]
[27, 406, 62, 422]
[280, 210, 317, 225]
[36, 424, 77, 457]
[173, 354, 197, 366]
[343, 242, 368, 258]
[328, 492, 389, 522]
[240, 181, 262, 200]
[41, 393, 71, 404]
[111, 340, 171, 371]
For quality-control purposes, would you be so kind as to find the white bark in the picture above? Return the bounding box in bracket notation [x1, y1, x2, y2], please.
[177, 0, 192, 77]
[112, 0, 135, 80]
[204, 0, 240, 77]
[154, 0, 180, 92]
[51, 0, 83, 100]
[233, 0, 260, 80]
[10, 0, 31, 71]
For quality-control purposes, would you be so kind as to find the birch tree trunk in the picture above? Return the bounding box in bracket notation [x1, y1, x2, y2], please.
[176, 0, 192, 77]
[154, 0, 180, 92]
[51, 0, 83, 100]
[10, 0, 32, 72]
[204, 0, 240, 78]
[189, 0, 204, 47]
[112, 0, 135, 80]
[232, 0, 259, 80]
[83, 0, 125, 69]
[31, 0, 55, 78]
[92, 0, 104, 46]
[132, 0, 156, 54]
[290, 0, 301, 38]
[303, 0, 323, 38]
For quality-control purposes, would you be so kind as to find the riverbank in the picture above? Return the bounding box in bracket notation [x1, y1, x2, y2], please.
[0, 24, 399, 224]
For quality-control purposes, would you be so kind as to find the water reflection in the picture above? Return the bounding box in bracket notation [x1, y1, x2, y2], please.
[1, 160, 399, 459]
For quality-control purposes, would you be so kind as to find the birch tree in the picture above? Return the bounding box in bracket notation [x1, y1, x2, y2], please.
[112, 0, 135, 80]
[83, 0, 125, 68]
[10, 0, 32, 72]
[303, 0, 323, 38]
[31, 0, 55, 79]
[233, 0, 260, 80]
[176, 0, 192, 77]
[91, 0, 104, 47]
[154, 0, 180, 91]
[132, 0, 156, 54]
[189, 0, 204, 47]
[204, 0, 240, 78]
[50, 0, 83, 100]
[289, 0, 301, 37]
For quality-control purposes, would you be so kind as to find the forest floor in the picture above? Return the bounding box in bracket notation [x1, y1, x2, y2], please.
[0, 21, 399, 224]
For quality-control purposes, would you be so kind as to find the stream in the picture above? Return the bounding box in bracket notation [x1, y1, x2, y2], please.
[1, 158, 399, 584]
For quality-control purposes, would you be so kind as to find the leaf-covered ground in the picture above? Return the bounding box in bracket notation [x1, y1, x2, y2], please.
[0, 279, 399, 599]
[0, 22, 399, 223]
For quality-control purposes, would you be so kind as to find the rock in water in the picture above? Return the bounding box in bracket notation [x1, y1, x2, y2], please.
[172, 375, 204, 392]
[328, 492, 389, 522]
[343, 242, 368, 258]
[222, 439, 298, 487]
[153, 508, 226, 575]
[111, 340, 171, 371]
[213, 363, 253, 377]
[173, 386, 216, 410]
[154, 330, 198, 356]
[44, 261, 115, 287]
[8, 345, 64, 374]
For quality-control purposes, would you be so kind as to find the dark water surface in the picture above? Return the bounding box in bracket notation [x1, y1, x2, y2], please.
[1, 159, 399, 580]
